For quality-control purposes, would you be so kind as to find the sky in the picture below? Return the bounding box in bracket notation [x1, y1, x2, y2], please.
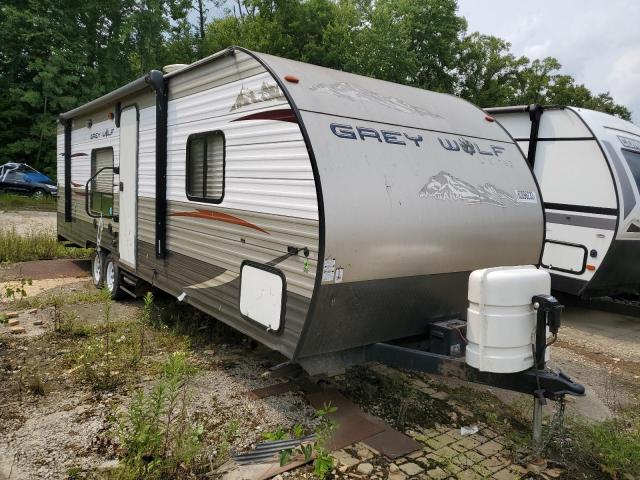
[457, 0, 640, 124]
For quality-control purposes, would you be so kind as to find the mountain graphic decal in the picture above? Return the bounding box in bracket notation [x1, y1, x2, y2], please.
[419, 171, 517, 207]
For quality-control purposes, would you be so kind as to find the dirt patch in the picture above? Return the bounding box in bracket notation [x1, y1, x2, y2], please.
[0, 259, 90, 282]
[1, 277, 91, 304]
[0, 211, 56, 236]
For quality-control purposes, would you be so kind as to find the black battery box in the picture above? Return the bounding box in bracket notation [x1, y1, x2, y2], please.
[429, 319, 467, 357]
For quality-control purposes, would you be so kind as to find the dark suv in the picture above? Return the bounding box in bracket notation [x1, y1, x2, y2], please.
[0, 163, 57, 197]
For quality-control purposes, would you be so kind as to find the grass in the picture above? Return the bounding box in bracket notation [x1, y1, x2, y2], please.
[4, 286, 104, 310]
[107, 352, 203, 480]
[0, 226, 91, 262]
[550, 406, 640, 479]
[0, 192, 57, 211]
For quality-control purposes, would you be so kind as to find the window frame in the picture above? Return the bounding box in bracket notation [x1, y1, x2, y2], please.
[185, 130, 226, 204]
[89, 146, 115, 217]
[621, 148, 640, 196]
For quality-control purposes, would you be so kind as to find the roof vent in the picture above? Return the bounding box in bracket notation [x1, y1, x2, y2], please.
[162, 64, 188, 74]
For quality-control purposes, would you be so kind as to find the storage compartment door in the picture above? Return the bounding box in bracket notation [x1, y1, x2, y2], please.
[239, 263, 285, 331]
[541, 240, 587, 274]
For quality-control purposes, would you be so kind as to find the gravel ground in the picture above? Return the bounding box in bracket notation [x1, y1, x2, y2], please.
[0, 210, 57, 236]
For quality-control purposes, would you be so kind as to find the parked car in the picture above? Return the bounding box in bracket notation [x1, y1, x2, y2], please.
[0, 163, 57, 197]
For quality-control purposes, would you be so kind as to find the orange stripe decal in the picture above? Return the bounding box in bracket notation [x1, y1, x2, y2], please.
[170, 209, 270, 234]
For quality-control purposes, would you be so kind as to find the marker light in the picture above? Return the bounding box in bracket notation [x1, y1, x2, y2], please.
[284, 75, 299, 84]
[586, 264, 596, 271]
[485, 116, 495, 122]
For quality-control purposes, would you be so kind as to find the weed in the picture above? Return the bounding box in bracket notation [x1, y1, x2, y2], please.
[554, 405, 640, 479]
[262, 426, 288, 441]
[57, 311, 91, 337]
[3, 278, 32, 301]
[27, 374, 46, 396]
[74, 289, 142, 390]
[278, 403, 338, 479]
[138, 292, 154, 358]
[110, 352, 203, 479]
[151, 294, 246, 347]
[212, 419, 240, 468]
[11, 287, 104, 311]
[0, 226, 91, 262]
[0, 192, 56, 211]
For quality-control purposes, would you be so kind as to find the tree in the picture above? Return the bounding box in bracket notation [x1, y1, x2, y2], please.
[0, 0, 632, 178]
[455, 33, 528, 107]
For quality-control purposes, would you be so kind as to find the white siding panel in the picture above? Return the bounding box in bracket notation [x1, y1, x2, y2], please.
[534, 140, 616, 208]
[168, 72, 287, 128]
[138, 106, 157, 197]
[166, 69, 318, 220]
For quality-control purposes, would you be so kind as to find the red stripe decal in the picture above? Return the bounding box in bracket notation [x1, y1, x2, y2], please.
[232, 108, 298, 124]
[170, 209, 270, 234]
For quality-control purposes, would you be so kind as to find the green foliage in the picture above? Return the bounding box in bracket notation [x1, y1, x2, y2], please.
[76, 289, 142, 390]
[0, 226, 92, 263]
[263, 426, 288, 441]
[563, 406, 640, 479]
[3, 278, 32, 301]
[112, 352, 203, 480]
[0, 193, 56, 211]
[0, 0, 632, 180]
[56, 311, 91, 337]
[277, 402, 338, 479]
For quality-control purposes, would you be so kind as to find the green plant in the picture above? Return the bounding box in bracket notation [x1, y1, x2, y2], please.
[138, 291, 154, 358]
[27, 374, 46, 396]
[76, 289, 142, 390]
[214, 419, 240, 467]
[263, 426, 288, 441]
[57, 311, 90, 337]
[562, 406, 640, 478]
[0, 193, 57, 211]
[111, 352, 203, 479]
[0, 226, 91, 263]
[4, 278, 32, 300]
[278, 403, 338, 479]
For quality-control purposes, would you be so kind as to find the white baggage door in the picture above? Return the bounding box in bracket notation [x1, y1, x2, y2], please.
[118, 107, 138, 269]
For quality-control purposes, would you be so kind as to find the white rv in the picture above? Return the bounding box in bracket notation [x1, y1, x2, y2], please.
[58, 47, 548, 373]
[487, 105, 640, 298]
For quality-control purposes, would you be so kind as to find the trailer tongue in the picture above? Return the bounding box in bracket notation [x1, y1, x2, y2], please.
[362, 266, 584, 444]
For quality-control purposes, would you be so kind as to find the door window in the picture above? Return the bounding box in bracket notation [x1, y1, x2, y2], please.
[90, 148, 114, 216]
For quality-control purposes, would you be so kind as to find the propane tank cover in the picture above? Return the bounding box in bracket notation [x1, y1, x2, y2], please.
[466, 266, 551, 373]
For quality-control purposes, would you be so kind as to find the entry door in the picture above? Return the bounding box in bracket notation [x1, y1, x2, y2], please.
[119, 106, 139, 268]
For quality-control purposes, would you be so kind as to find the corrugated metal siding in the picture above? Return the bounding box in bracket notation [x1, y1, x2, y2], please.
[168, 50, 264, 101]
[166, 70, 317, 220]
[138, 197, 319, 299]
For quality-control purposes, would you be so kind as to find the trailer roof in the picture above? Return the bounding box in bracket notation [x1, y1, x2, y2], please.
[249, 49, 512, 142]
[61, 46, 514, 142]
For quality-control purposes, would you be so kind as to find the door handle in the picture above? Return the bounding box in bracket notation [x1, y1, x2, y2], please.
[119, 182, 124, 192]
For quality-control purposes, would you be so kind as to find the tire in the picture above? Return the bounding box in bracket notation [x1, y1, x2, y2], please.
[32, 188, 46, 199]
[103, 254, 125, 300]
[90, 250, 106, 288]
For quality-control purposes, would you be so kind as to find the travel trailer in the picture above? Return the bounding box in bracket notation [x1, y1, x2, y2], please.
[487, 105, 640, 298]
[57, 47, 584, 416]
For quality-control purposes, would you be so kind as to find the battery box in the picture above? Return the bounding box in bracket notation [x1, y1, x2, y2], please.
[429, 319, 467, 357]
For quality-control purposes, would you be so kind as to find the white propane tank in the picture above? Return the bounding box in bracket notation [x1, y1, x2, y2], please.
[466, 266, 551, 373]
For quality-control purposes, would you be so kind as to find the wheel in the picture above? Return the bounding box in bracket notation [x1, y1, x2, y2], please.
[90, 250, 106, 287]
[104, 254, 125, 300]
[32, 188, 46, 199]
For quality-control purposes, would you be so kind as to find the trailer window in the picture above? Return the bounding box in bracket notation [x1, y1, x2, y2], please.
[186, 131, 225, 203]
[622, 148, 640, 194]
[90, 148, 114, 216]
